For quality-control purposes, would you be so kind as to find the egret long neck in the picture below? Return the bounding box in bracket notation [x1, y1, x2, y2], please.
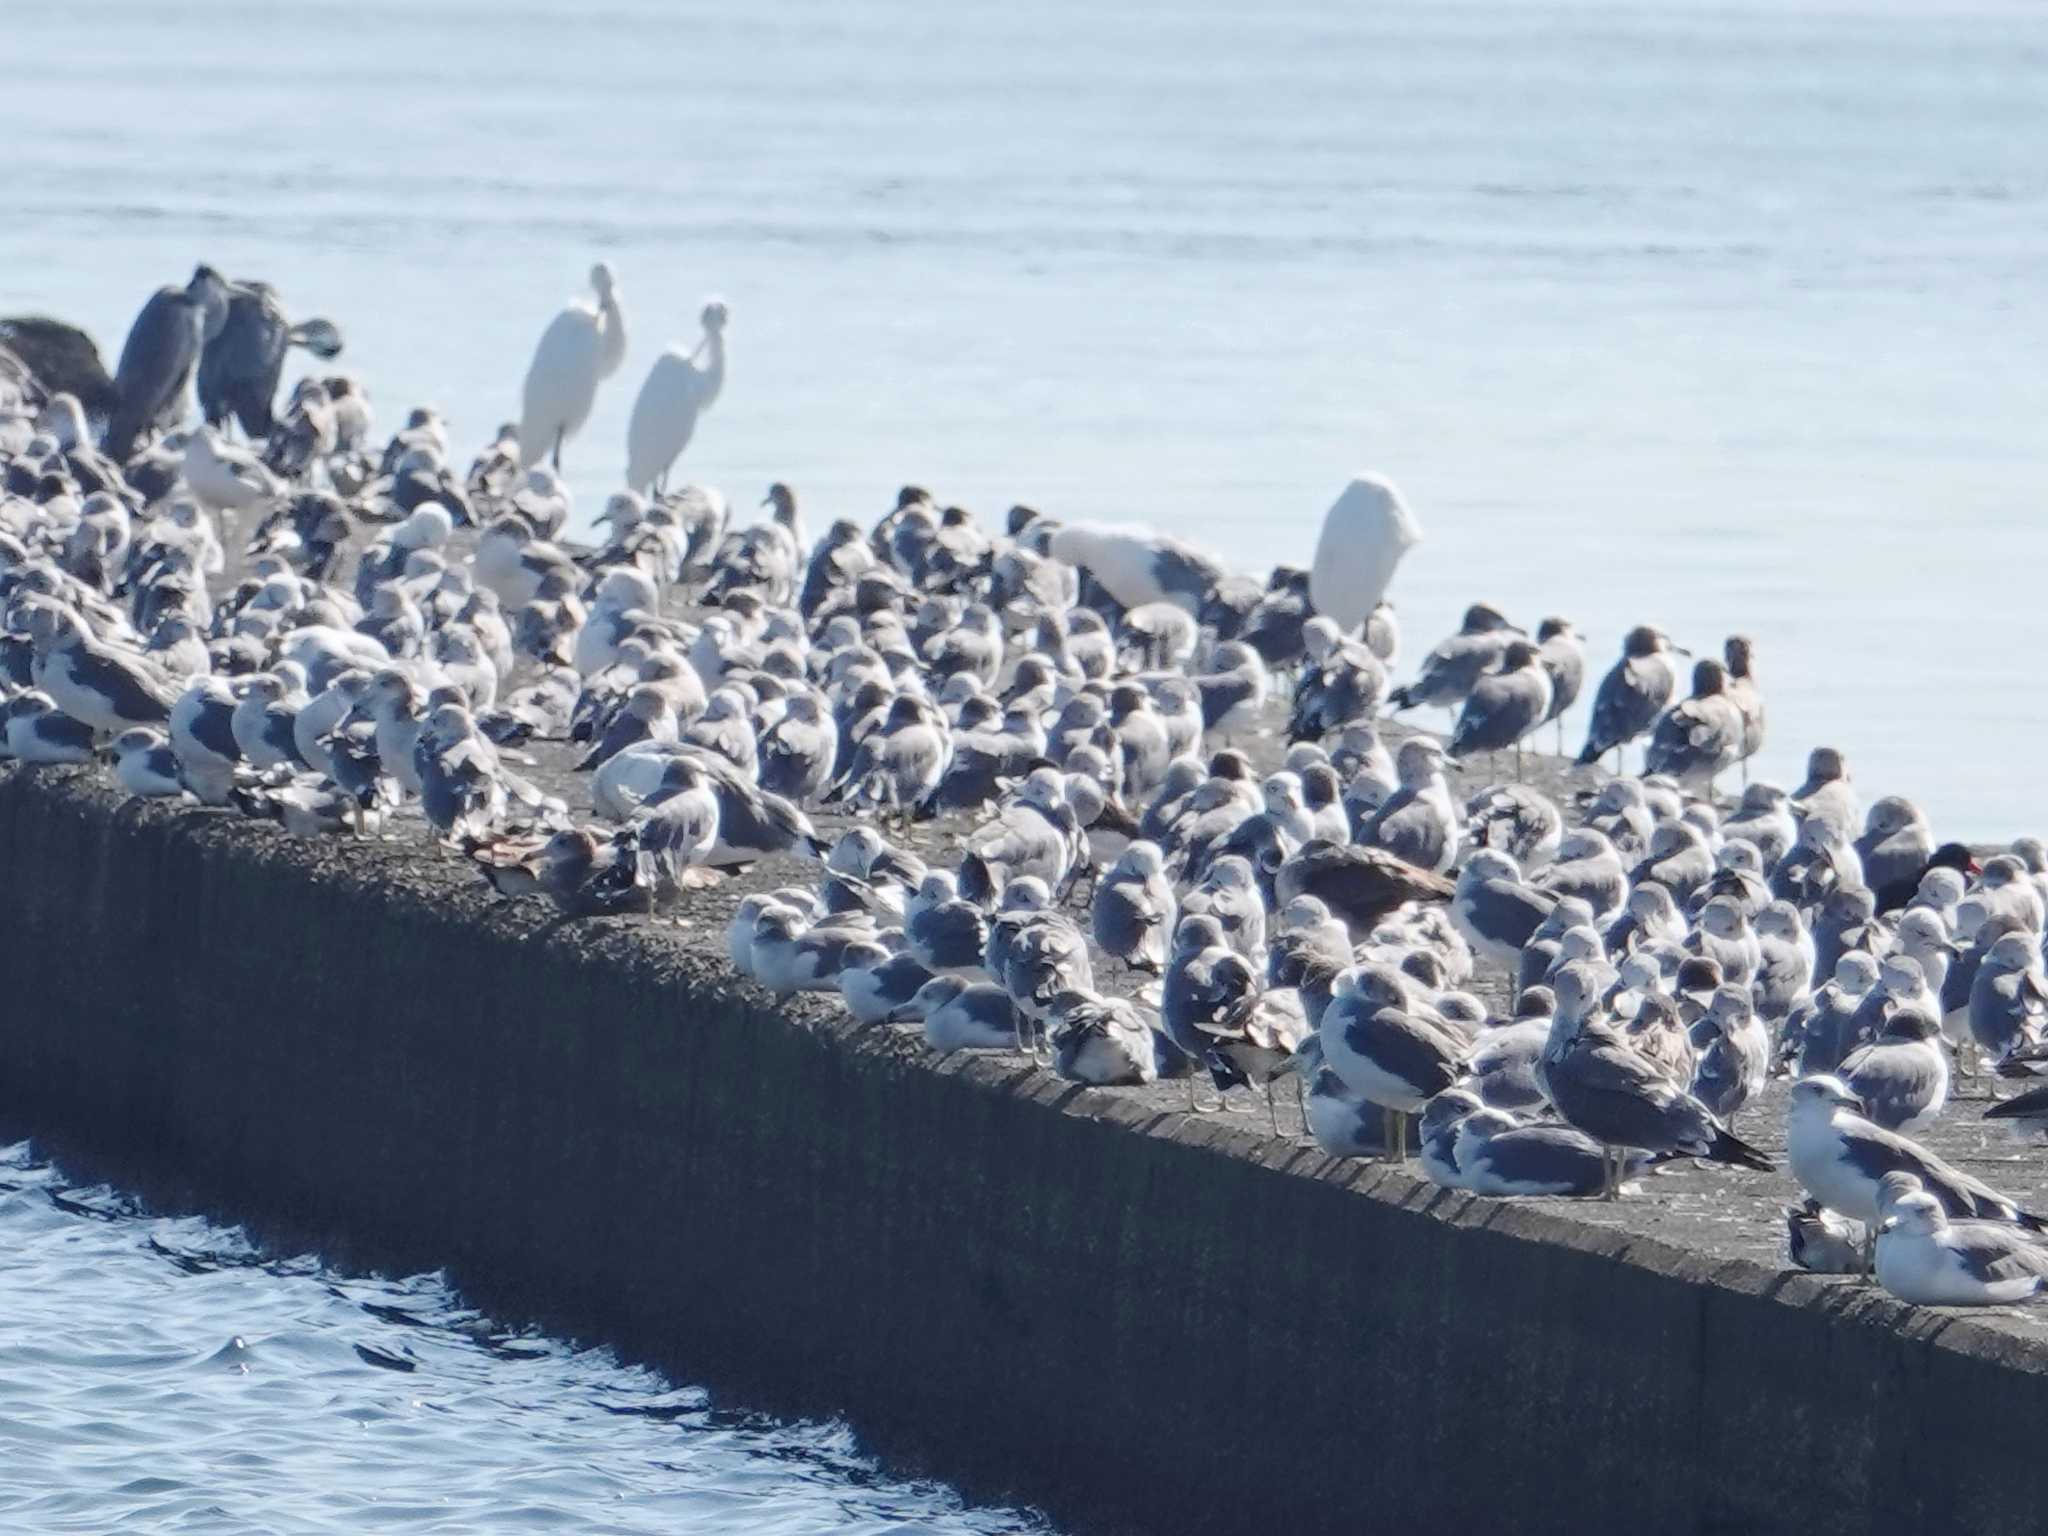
[695, 327, 727, 410]
[596, 292, 628, 380]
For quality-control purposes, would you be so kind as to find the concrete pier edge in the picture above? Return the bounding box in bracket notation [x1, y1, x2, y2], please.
[2, 761, 2045, 1535]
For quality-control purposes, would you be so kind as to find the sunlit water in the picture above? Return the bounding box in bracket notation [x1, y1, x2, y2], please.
[0, 1142, 1047, 1534]
[5, 0, 2046, 835]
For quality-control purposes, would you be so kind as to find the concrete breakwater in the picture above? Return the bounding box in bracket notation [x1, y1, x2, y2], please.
[2, 762, 2045, 1535]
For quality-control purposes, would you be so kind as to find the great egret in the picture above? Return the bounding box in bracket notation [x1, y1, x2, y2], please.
[104, 264, 231, 459]
[518, 262, 627, 472]
[1308, 474, 1423, 630]
[624, 298, 729, 494]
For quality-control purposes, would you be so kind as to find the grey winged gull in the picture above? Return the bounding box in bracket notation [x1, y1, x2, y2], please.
[1453, 1095, 1650, 1198]
[1787, 1075, 2042, 1229]
[1, 691, 94, 764]
[1790, 746, 1861, 845]
[1463, 782, 1563, 874]
[107, 727, 186, 799]
[1968, 932, 2048, 1080]
[1542, 974, 1773, 1197]
[1688, 984, 1769, 1124]
[905, 872, 990, 977]
[1751, 900, 1815, 1026]
[1691, 897, 1760, 988]
[836, 942, 935, 1026]
[27, 606, 177, 735]
[1317, 965, 1465, 1161]
[1356, 737, 1457, 874]
[1875, 1189, 2048, 1306]
[1854, 796, 1934, 906]
[1532, 616, 1585, 754]
[168, 675, 242, 804]
[1721, 634, 1764, 778]
[1048, 990, 1164, 1086]
[1386, 602, 1520, 718]
[1838, 1006, 1951, 1134]
[1450, 850, 1557, 970]
[1092, 841, 1176, 974]
[1723, 783, 1797, 869]
[629, 759, 722, 895]
[888, 975, 1020, 1053]
[1536, 827, 1627, 923]
[229, 669, 308, 770]
[1446, 638, 1552, 776]
[1642, 657, 1745, 791]
[1575, 624, 1685, 769]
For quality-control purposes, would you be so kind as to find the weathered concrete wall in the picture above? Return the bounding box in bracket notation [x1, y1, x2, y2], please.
[2, 762, 2045, 1535]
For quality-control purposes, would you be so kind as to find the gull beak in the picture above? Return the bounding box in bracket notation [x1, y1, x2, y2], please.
[1878, 1216, 1900, 1234]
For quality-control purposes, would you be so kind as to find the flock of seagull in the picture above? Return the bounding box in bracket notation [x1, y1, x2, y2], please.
[5, 261, 2048, 1314]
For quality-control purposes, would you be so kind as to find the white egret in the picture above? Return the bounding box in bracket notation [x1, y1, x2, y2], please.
[518, 262, 627, 472]
[624, 298, 729, 494]
[1307, 474, 1422, 630]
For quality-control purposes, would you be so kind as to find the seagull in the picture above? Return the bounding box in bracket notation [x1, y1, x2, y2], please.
[25, 605, 176, 735]
[1968, 932, 2048, 1081]
[1048, 990, 1164, 1086]
[1463, 782, 1563, 873]
[1854, 796, 1934, 906]
[1723, 783, 1797, 869]
[1092, 841, 1176, 974]
[1274, 837, 1455, 938]
[1446, 639, 1552, 777]
[1532, 617, 1585, 755]
[1642, 658, 1745, 792]
[106, 726, 187, 799]
[1452, 1095, 1648, 1198]
[1786, 951, 1881, 1078]
[1537, 828, 1628, 924]
[1838, 1007, 1951, 1134]
[1042, 523, 1228, 615]
[1751, 900, 1815, 1026]
[1689, 984, 1769, 1124]
[1786, 1199, 1866, 1275]
[1356, 737, 1458, 874]
[1875, 1189, 2048, 1307]
[2, 690, 94, 764]
[1450, 850, 1557, 970]
[1318, 965, 1465, 1162]
[1387, 602, 1520, 719]
[184, 427, 283, 516]
[1542, 971, 1773, 1197]
[1722, 634, 1764, 779]
[1787, 1075, 2042, 1229]
[888, 976, 1020, 1054]
[836, 942, 935, 1026]
[1575, 625, 1685, 770]
[629, 760, 723, 895]
[1790, 746, 1860, 845]
[1193, 642, 1269, 741]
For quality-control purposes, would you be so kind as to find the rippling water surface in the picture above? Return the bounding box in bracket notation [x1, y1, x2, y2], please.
[5, 0, 2047, 833]
[0, 1142, 1048, 1534]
